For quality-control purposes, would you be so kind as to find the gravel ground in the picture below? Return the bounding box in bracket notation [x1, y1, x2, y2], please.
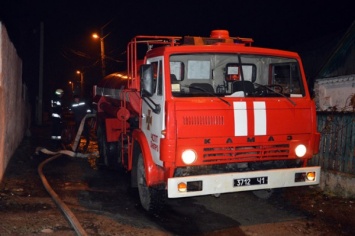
[1, 125, 354, 235]
[0, 125, 170, 236]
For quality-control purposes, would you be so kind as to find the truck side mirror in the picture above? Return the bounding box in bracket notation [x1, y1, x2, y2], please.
[140, 64, 154, 97]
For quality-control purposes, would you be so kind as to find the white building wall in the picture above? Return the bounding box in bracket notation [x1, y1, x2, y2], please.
[0, 22, 28, 182]
[314, 75, 355, 111]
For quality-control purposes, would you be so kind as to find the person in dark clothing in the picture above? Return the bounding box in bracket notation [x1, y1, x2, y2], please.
[50, 89, 64, 148]
[71, 95, 91, 151]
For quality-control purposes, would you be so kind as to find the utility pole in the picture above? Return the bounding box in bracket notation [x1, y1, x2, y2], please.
[76, 70, 84, 98]
[92, 19, 113, 78]
[100, 28, 106, 78]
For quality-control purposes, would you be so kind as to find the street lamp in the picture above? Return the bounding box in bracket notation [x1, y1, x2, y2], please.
[92, 31, 110, 78]
[68, 81, 74, 92]
[92, 33, 105, 78]
[76, 70, 84, 97]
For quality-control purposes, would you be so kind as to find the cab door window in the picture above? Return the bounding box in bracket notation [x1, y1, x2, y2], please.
[271, 63, 304, 96]
[151, 61, 163, 96]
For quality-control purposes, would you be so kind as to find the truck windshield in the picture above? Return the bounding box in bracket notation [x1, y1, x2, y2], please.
[169, 54, 305, 98]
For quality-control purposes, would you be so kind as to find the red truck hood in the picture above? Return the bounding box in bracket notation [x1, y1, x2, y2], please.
[174, 98, 314, 138]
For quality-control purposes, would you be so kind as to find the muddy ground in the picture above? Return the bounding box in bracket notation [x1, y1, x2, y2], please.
[0, 125, 355, 235]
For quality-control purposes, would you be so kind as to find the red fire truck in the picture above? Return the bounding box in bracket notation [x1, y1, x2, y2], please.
[93, 30, 321, 212]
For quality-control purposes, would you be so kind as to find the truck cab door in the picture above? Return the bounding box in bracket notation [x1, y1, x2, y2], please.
[141, 57, 165, 166]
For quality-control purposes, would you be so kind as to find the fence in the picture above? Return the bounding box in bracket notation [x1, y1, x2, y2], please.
[311, 112, 355, 174]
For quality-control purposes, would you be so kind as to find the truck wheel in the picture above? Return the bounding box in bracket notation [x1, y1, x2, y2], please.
[97, 124, 120, 169]
[252, 189, 274, 199]
[96, 125, 107, 166]
[137, 154, 165, 212]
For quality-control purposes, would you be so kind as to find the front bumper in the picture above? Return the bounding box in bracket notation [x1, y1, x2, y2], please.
[167, 166, 320, 198]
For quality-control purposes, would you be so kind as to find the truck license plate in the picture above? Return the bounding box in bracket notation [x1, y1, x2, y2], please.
[234, 177, 268, 187]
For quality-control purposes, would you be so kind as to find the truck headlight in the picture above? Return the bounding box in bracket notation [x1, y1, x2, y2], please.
[182, 149, 197, 165]
[295, 144, 307, 157]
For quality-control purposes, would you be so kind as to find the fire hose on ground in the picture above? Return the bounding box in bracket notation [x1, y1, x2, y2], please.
[36, 114, 97, 236]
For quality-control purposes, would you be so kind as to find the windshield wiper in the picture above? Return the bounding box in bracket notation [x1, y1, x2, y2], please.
[254, 83, 296, 106]
[184, 85, 231, 106]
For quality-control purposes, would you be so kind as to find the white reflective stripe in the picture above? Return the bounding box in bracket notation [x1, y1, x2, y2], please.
[72, 102, 86, 107]
[52, 113, 61, 118]
[233, 101, 267, 136]
[253, 101, 266, 135]
[86, 109, 91, 113]
[51, 136, 62, 140]
[233, 102, 247, 136]
[52, 101, 61, 106]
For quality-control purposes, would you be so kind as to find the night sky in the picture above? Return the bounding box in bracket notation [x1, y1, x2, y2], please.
[0, 0, 354, 110]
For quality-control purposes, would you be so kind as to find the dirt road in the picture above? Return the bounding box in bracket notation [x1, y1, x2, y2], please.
[0, 126, 354, 235]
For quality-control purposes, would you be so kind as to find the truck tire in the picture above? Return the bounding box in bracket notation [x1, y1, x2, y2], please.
[137, 154, 166, 212]
[97, 124, 120, 169]
[96, 124, 107, 166]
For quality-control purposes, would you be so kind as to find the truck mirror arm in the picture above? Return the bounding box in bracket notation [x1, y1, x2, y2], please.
[142, 96, 161, 114]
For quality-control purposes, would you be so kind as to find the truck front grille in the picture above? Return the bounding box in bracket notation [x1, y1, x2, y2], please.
[203, 144, 289, 162]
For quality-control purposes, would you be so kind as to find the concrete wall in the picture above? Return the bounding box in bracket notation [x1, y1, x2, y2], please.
[0, 22, 28, 182]
[320, 170, 355, 198]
